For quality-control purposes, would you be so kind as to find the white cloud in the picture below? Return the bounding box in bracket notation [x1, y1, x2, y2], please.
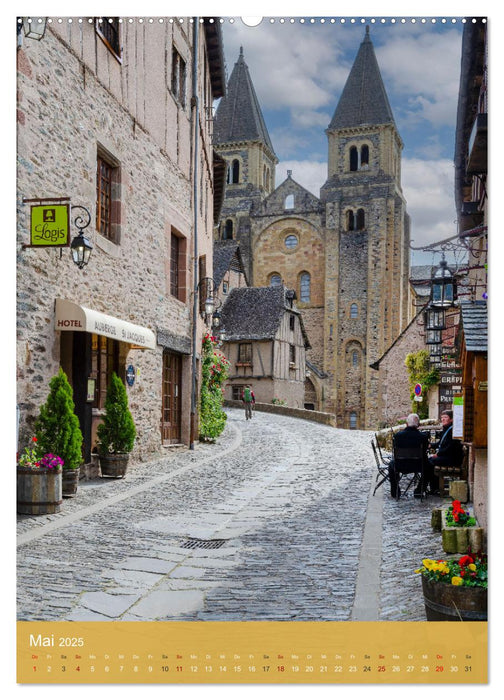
[402, 158, 457, 248]
[275, 160, 327, 195]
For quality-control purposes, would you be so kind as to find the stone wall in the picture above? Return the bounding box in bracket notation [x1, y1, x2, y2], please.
[225, 400, 336, 427]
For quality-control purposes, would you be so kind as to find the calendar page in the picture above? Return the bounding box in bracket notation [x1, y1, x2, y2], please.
[15, 7, 489, 690]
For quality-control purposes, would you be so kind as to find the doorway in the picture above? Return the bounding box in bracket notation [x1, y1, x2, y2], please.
[162, 351, 182, 444]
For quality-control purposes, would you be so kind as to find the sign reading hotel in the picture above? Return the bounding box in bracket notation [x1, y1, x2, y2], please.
[30, 204, 70, 247]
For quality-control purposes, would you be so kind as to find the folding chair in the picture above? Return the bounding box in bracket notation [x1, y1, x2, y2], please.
[392, 444, 426, 501]
[371, 439, 390, 496]
[375, 433, 392, 465]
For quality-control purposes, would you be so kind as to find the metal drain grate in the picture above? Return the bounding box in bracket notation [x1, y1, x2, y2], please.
[180, 538, 226, 550]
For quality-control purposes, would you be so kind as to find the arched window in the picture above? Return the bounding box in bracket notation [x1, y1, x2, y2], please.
[299, 272, 311, 303]
[350, 303, 358, 319]
[352, 350, 359, 367]
[269, 273, 282, 287]
[285, 194, 294, 210]
[349, 412, 357, 429]
[231, 159, 240, 184]
[356, 208, 365, 230]
[360, 145, 369, 167]
[347, 210, 355, 231]
[349, 146, 358, 172]
[223, 219, 233, 240]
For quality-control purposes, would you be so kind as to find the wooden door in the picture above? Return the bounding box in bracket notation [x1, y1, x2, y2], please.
[161, 351, 182, 444]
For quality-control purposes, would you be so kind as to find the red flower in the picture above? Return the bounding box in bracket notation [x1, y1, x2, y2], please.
[459, 555, 474, 567]
[32, 436, 38, 442]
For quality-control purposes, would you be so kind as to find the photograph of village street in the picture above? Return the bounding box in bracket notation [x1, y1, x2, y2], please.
[15, 14, 488, 682]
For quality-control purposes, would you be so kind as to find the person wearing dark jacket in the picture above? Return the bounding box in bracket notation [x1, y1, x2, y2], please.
[428, 410, 463, 468]
[388, 413, 430, 498]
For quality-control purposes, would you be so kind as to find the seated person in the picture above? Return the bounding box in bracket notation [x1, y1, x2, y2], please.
[428, 410, 463, 469]
[388, 413, 432, 498]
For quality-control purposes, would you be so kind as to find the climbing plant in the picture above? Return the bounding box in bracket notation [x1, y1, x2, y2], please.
[405, 349, 440, 419]
[199, 334, 230, 441]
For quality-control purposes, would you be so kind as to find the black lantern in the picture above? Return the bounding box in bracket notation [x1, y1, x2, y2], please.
[431, 255, 455, 308]
[20, 17, 47, 40]
[425, 306, 446, 331]
[426, 329, 442, 345]
[71, 233, 93, 269]
[428, 344, 442, 357]
[70, 205, 93, 269]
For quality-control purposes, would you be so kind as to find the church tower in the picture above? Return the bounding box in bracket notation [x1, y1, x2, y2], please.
[321, 26, 410, 428]
[213, 48, 278, 279]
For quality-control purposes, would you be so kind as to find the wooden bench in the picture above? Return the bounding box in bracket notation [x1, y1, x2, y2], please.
[434, 444, 469, 496]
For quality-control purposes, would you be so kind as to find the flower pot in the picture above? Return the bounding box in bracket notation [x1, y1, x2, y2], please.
[421, 576, 487, 622]
[62, 467, 80, 498]
[17, 466, 62, 515]
[99, 453, 130, 478]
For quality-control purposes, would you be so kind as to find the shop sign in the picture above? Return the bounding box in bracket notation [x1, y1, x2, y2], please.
[30, 204, 70, 247]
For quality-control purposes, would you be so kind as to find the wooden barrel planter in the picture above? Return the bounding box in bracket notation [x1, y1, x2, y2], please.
[422, 576, 487, 622]
[62, 467, 80, 498]
[99, 453, 129, 478]
[17, 466, 62, 515]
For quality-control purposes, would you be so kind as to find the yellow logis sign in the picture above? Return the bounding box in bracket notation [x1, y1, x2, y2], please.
[30, 204, 70, 246]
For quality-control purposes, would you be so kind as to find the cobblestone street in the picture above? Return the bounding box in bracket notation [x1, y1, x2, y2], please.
[17, 407, 445, 623]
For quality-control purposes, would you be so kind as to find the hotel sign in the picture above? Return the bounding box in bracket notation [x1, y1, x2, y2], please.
[30, 204, 70, 247]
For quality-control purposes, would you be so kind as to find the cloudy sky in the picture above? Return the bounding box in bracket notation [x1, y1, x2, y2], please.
[219, 16, 465, 266]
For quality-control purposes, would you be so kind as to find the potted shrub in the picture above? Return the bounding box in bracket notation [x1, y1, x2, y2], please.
[97, 372, 136, 478]
[17, 436, 63, 514]
[416, 551, 487, 621]
[35, 368, 84, 498]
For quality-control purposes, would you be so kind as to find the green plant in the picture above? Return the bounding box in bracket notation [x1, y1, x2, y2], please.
[405, 349, 440, 419]
[415, 551, 487, 589]
[199, 334, 230, 441]
[35, 368, 83, 470]
[97, 372, 136, 454]
[271, 397, 286, 406]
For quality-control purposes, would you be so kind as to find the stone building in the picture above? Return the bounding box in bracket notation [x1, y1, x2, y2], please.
[16, 17, 225, 465]
[219, 286, 310, 407]
[214, 28, 410, 429]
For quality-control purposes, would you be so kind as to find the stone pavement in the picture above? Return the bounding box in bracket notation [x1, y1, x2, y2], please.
[17, 407, 446, 622]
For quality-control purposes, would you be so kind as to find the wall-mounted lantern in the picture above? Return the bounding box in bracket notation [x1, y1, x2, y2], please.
[426, 329, 442, 345]
[70, 206, 93, 269]
[431, 254, 456, 308]
[18, 17, 47, 41]
[425, 306, 446, 331]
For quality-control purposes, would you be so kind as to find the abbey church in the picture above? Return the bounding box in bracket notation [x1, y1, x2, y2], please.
[213, 28, 411, 430]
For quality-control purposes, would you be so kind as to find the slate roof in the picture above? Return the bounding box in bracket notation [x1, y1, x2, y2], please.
[460, 300, 488, 352]
[329, 27, 396, 130]
[220, 286, 310, 348]
[213, 48, 276, 155]
[213, 240, 248, 288]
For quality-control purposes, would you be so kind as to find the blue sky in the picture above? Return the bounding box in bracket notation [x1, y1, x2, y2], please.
[220, 16, 466, 266]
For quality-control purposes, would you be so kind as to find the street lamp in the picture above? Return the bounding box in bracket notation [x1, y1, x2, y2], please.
[425, 306, 446, 331]
[431, 254, 455, 308]
[70, 205, 93, 270]
[198, 277, 222, 326]
[19, 17, 47, 40]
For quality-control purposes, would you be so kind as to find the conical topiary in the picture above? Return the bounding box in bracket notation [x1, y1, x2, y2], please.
[35, 368, 83, 471]
[97, 372, 136, 454]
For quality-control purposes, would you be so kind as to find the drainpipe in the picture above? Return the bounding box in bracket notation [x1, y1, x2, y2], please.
[190, 17, 200, 449]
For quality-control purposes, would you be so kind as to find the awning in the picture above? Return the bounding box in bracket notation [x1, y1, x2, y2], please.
[54, 298, 156, 350]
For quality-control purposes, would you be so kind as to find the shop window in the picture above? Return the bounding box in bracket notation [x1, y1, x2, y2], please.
[232, 385, 244, 401]
[95, 17, 121, 61]
[300, 271, 311, 302]
[92, 334, 119, 410]
[96, 149, 121, 243]
[171, 47, 187, 107]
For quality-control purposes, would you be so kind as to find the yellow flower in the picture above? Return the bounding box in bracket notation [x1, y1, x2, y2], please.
[468, 564, 477, 572]
[451, 576, 463, 586]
